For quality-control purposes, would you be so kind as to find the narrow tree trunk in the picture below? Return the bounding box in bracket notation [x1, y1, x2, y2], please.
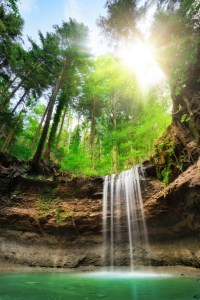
[30, 102, 49, 150]
[1, 130, 14, 152]
[1, 111, 23, 152]
[0, 73, 20, 100]
[74, 111, 81, 143]
[60, 123, 71, 166]
[83, 122, 87, 148]
[85, 121, 90, 149]
[0, 60, 39, 112]
[63, 106, 71, 147]
[67, 124, 72, 148]
[0, 85, 32, 135]
[82, 121, 90, 161]
[97, 126, 100, 163]
[54, 105, 68, 152]
[112, 93, 117, 174]
[31, 59, 68, 170]
[44, 91, 70, 159]
[90, 95, 95, 170]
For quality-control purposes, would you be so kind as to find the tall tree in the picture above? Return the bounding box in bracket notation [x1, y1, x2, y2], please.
[96, 0, 200, 140]
[31, 19, 91, 170]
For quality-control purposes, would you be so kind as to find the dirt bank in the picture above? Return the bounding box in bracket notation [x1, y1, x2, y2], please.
[1, 153, 200, 268]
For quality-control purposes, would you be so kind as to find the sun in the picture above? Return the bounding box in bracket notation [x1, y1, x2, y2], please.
[120, 41, 165, 88]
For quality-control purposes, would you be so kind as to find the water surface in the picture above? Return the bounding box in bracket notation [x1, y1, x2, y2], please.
[0, 272, 199, 300]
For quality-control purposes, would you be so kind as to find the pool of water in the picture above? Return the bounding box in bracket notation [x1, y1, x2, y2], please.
[0, 271, 199, 300]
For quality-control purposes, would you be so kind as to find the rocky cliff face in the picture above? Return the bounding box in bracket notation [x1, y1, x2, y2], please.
[1, 153, 200, 268]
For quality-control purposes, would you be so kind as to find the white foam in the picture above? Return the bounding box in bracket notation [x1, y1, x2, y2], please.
[75, 271, 172, 279]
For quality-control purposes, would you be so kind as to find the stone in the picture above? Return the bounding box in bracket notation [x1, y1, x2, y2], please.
[2, 154, 200, 269]
[197, 157, 200, 168]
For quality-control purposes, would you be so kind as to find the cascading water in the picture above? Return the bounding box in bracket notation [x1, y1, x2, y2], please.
[102, 165, 150, 271]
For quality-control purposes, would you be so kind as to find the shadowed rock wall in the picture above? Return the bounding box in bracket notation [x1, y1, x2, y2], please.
[1, 154, 200, 268]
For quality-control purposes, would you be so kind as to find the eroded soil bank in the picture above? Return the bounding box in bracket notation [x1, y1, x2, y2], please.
[1, 153, 200, 269]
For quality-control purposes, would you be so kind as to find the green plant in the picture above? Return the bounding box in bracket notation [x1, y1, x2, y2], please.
[166, 141, 175, 156]
[56, 208, 73, 226]
[177, 155, 187, 171]
[154, 136, 176, 184]
[161, 165, 172, 185]
[181, 114, 190, 123]
[39, 186, 55, 206]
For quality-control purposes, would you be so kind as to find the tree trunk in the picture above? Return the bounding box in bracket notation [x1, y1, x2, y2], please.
[44, 89, 70, 160]
[0, 72, 20, 100]
[54, 105, 68, 152]
[1, 111, 23, 152]
[67, 124, 72, 148]
[30, 102, 50, 150]
[74, 111, 81, 143]
[82, 121, 90, 161]
[83, 121, 88, 148]
[63, 106, 71, 147]
[60, 123, 71, 166]
[1, 130, 14, 152]
[112, 93, 117, 174]
[124, 18, 195, 129]
[0, 60, 39, 112]
[31, 59, 68, 170]
[90, 95, 95, 170]
[0, 85, 32, 135]
[97, 125, 101, 164]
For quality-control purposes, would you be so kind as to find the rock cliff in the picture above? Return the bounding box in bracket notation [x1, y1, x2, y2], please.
[1, 153, 200, 268]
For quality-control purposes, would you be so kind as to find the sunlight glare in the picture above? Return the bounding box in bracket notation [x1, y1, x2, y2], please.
[120, 42, 165, 88]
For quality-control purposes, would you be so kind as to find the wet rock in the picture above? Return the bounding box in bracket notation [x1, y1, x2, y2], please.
[92, 192, 103, 200]
[144, 164, 157, 177]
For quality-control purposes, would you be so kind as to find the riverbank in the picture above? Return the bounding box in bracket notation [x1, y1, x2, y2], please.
[1, 259, 200, 278]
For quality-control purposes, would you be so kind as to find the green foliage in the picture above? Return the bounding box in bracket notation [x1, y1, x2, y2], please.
[156, 164, 172, 185]
[177, 155, 186, 171]
[150, 0, 200, 86]
[12, 139, 32, 160]
[175, 86, 181, 96]
[181, 114, 190, 123]
[5, 0, 19, 14]
[155, 135, 175, 184]
[1, 0, 190, 178]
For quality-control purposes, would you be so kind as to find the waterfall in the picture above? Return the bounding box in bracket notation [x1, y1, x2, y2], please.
[102, 165, 150, 270]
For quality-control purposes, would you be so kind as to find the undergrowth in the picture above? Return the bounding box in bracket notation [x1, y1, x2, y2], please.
[154, 134, 188, 185]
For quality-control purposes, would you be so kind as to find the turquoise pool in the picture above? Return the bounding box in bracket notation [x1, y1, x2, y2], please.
[0, 271, 199, 300]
